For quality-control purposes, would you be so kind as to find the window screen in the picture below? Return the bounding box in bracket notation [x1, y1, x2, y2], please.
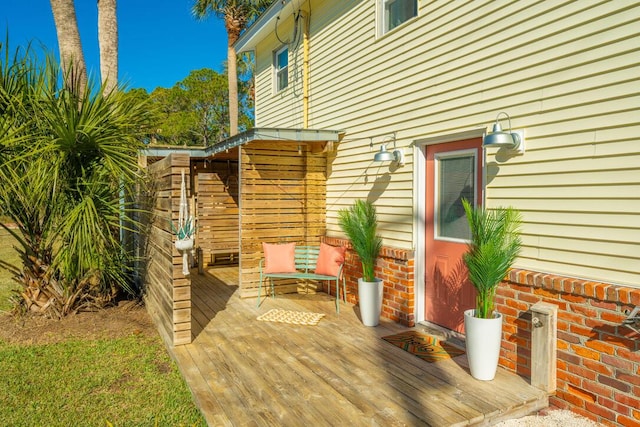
[275, 46, 288, 92]
[436, 154, 475, 241]
[384, 0, 417, 33]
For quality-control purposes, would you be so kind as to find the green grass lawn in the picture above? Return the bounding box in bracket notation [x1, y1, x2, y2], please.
[0, 228, 20, 312]
[0, 334, 206, 426]
[0, 228, 206, 426]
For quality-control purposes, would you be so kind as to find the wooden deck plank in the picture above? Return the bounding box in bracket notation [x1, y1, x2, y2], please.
[171, 345, 233, 426]
[193, 279, 376, 425]
[250, 297, 492, 424]
[250, 323, 425, 426]
[196, 298, 343, 423]
[262, 307, 482, 425]
[318, 332, 485, 424]
[168, 268, 547, 426]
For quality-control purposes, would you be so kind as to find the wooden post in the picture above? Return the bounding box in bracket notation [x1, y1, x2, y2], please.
[197, 246, 204, 275]
[531, 302, 558, 393]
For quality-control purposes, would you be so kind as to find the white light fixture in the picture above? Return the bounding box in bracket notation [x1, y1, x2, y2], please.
[373, 134, 405, 166]
[623, 306, 640, 335]
[483, 112, 525, 153]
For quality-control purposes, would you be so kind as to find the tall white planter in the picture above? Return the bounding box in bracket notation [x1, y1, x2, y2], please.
[358, 278, 383, 326]
[464, 309, 503, 381]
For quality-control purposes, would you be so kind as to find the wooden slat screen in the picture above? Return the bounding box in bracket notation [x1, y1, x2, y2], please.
[239, 141, 327, 297]
[193, 160, 239, 264]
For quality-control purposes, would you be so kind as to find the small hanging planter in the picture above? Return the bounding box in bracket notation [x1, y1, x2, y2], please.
[171, 169, 197, 276]
[175, 237, 194, 252]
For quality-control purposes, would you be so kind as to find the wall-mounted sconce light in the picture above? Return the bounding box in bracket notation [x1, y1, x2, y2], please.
[373, 134, 405, 166]
[483, 112, 525, 153]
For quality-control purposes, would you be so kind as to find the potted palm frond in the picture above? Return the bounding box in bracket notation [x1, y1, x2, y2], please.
[338, 199, 383, 326]
[462, 199, 522, 380]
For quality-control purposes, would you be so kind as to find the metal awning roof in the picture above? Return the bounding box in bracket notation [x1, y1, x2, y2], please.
[142, 127, 344, 158]
[234, 0, 295, 54]
[142, 146, 207, 157]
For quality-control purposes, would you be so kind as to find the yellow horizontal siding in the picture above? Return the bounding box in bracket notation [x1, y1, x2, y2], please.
[519, 255, 638, 286]
[524, 233, 638, 258]
[252, 0, 640, 285]
[490, 183, 640, 199]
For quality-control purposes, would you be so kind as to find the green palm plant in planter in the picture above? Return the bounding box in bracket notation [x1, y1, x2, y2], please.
[461, 198, 522, 380]
[338, 200, 383, 326]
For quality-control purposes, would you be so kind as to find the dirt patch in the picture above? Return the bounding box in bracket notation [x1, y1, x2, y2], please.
[0, 300, 157, 345]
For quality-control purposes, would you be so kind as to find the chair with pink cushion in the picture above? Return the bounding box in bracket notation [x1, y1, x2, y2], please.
[258, 243, 347, 313]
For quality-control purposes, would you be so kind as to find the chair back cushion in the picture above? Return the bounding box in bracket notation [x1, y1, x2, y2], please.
[263, 242, 297, 273]
[314, 243, 346, 276]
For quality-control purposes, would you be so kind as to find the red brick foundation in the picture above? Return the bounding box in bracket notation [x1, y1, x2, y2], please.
[499, 269, 640, 427]
[322, 237, 415, 327]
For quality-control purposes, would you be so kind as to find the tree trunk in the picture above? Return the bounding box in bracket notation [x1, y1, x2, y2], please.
[98, 0, 118, 94]
[50, 0, 87, 93]
[225, 13, 243, 138]
[227, 42, 239, 137]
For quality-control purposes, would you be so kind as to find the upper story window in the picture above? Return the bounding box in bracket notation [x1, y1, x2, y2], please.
[381, 0, 418, 35]
[274, 46, 288, 93]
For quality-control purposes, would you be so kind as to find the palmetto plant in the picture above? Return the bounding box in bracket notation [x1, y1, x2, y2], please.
[462, 199, 522, 319]
[338, 200, 382, 283]
[0, 42, 151, 317]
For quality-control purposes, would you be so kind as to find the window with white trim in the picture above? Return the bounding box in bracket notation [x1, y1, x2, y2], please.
[380, 0, 418, 35]
[274, 46, 288, 93]
[434, 150, 476, 242]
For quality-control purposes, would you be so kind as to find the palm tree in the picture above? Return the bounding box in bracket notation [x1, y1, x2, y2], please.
[49, 0, 87, 92]
[0, 43, 152, 317]
[98, 0, 118, 94]
[192, 0, 274, 137]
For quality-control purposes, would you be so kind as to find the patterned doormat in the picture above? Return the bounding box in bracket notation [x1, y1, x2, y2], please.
[382, 331, 465, 363]
[257, 309, 325, 326]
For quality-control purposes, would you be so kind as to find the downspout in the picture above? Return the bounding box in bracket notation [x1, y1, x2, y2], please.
[302, 11, 310, 128]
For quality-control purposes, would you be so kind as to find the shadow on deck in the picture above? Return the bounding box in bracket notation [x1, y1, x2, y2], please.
[168, 266, 548, 426]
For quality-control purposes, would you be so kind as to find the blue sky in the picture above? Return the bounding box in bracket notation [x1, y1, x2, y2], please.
[1, 0, 228, 93]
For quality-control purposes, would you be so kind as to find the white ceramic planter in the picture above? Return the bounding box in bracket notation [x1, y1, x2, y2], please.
[175, 237, 194, 251]
[358, 278, 383, 327]
[464, 309, 503, 381]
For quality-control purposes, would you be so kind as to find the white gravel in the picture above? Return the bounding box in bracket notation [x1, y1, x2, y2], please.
[494, 409, 602, 426]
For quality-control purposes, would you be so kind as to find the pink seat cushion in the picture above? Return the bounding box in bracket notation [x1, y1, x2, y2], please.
[262, 242, 297, 273]
[315, 243, 346, 277]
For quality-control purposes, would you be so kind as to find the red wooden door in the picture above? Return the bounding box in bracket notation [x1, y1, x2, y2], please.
[424, 139, 482, 333]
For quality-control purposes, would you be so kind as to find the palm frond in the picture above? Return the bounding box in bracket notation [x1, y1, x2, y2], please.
[0, 40, 152, 314]
[338, 200, 382, 282]
[462, 199, 522, 318]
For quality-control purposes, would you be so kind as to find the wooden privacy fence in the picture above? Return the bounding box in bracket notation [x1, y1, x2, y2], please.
[142, 153, 192, 346]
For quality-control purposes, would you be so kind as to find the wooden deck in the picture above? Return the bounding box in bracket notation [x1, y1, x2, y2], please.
[169, 267, 548, 426]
